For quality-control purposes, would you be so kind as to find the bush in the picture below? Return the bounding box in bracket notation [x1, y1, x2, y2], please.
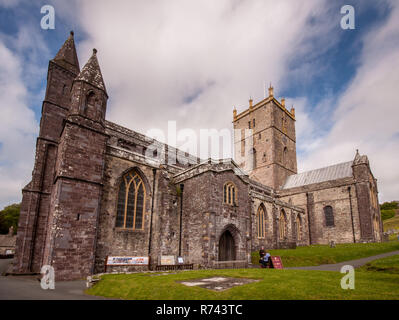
[381, 209, 396, 221]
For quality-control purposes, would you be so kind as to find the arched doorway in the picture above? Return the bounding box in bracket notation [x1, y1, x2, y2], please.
[218, 230, 236, 261]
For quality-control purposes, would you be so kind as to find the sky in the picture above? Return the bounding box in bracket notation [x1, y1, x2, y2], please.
[0, 0, 398, 208]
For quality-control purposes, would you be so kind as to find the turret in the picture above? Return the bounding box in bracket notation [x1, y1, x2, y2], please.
[69, 48, 108, 124]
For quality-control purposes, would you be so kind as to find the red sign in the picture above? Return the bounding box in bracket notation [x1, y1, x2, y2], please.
[271, 256, 284, 269]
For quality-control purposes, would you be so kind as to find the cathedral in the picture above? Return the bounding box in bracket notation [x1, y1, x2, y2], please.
[13, 32, 383, 280]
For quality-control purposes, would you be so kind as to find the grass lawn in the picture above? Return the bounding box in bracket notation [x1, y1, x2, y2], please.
[86, 268, 399, 300]
[251, 241, 399, 267]
[358, 254, 399, 274]
[384, 215, 399, 231]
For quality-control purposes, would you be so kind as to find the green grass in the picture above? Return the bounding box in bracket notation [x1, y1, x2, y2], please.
[381, 209, 396, 221]
[389, 234, 399, 241]
[251, 241, 399, 267]
[384, 215, 399, 231]
[86, 268, 399, 300]
[358, 254, 399, 274]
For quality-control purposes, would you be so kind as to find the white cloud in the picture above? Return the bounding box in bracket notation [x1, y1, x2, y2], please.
[0, 41, 38, 209]
[71, 0, 333, 142]
[298, 1, 399, 202]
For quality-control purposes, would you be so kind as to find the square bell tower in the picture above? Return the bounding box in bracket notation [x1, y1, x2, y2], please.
[233, 86, 297, 189]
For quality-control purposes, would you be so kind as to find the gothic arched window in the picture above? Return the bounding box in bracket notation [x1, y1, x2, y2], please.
[251, 148, 257, 169]
[87, 91, 96, 105]
[223, 182, 237, 206]
[324, 206, 334, 227]
[296, 215, 302, 240]
[257, 205, 266, 238]
[282, 147, 288, 166]
[279, 210, 287, 240]
[115, 170, 146, 229]
[62, 84, 69, 96]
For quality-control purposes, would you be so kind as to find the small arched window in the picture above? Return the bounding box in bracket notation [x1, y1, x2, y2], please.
[62, 84, 69, 96]
[282, 147, 288, 166]
[223, 182, 237, 206]
[82, 91, 95, 115]
[282, 117, 287, 133]
[87, 91, 96, 105]
[115, 170, 146, 229]
[324, 206, 334, 227]
[296, 215, 302, 240]
[251, 148, 257, 169]
[257, 205, 266, 238]
[279, 210, 287, 240]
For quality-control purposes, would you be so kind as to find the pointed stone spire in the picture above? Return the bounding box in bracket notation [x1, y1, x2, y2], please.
[75, 48, 107, 94]
[52, 31, 80, 75]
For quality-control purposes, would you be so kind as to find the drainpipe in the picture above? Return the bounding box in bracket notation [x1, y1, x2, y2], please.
[148, 168, 157, 266]
[178, 183, 184, 257]
[348, 186, 356, 243]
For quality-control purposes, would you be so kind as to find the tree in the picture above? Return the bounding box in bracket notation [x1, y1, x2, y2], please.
[0, 203, 20, 235]
[380, 201, 398, 211]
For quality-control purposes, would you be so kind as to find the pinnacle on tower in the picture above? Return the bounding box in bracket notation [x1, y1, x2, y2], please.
[75, 48, 107, 94]
[268, 84, 274, 97]
[52, 31, 80, 75]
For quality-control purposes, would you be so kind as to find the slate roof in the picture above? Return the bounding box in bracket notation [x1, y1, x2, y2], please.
[0, 234, 16, 248]
[282, 161, 353, 189]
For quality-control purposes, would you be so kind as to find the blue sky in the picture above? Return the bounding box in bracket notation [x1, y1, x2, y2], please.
[0, 0, 398, 208]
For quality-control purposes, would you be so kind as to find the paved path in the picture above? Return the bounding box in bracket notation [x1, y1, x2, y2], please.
[0, 275, 110, 300]
[0, 259, 12, 274]
[0, 259, 108, 300]
[287, 250, 399, 271]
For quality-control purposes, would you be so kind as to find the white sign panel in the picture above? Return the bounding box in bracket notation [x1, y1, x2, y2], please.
[160, 255, 175, 265]
[106, 256, 149, 266]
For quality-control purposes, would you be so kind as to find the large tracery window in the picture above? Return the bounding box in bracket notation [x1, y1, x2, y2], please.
[257, 205, 266, 239]
[116, 170, 146, 229]
[223, 182, 237, 206]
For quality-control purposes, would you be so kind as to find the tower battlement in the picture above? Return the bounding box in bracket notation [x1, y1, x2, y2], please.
[233, 87, 297, 189]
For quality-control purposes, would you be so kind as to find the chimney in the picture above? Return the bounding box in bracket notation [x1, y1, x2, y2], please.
[281, 98, 285, 108]
[8, 226, 14, 236]
[249, 98, 253, 109]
